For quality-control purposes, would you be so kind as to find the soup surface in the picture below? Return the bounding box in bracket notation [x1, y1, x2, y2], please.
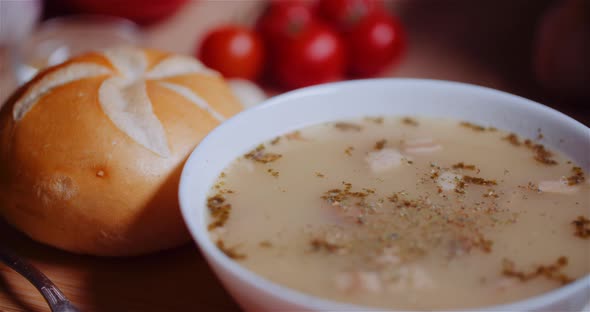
[206, 116, 589, 310]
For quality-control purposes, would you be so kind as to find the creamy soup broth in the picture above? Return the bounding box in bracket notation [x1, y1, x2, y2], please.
[206, 116, 589, 310]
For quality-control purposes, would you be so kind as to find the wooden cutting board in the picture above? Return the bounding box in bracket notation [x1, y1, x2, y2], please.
[0, 220, 240, 312]
[1, 1, 588, 311]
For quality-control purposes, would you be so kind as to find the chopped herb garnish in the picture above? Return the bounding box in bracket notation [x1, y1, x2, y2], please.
[270, 137, 281, 145]
[285, 131, 304, 141]
[402, 117, 419, 126]
[503, 133, 521, 146]
[334, 122, 362, 131]
[502, 257, 572, 285]
[572, 216, 590, 239]
[463, 176, 497, 186]
[310, 238, 344, 253]
[245, 144, 282, 164]
[374, 139, 387, 151]
[567, 167, 585, 185]
[452, 162, 477, 170]
[344, 146, 354, 156]
[365, 116, 384, 124]
[525, 140, 557, 165]
[217, 240, 246, 260]
[207, 194, 231, 231]
[267, 168, 280, 178]
[259, 241, 273, 248]
[460, 121, 486, 131]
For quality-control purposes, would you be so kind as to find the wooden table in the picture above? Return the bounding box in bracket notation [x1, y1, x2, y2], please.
[1, 1, 588, 311]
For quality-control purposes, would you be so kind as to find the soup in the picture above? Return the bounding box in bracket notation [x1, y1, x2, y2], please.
[205, 116, 589, 310]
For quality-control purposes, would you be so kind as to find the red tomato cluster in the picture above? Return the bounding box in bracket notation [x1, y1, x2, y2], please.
[198, 0, 406, 90]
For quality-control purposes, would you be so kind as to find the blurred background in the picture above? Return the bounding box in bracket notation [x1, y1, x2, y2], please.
[0, 1, 588, 311]
[0, 0, 588, 122]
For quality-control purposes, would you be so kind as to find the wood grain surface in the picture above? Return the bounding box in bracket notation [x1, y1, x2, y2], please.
[1, 1, 588, 311]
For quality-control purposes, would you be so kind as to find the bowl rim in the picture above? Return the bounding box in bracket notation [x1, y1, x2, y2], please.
[179, 78, 590, 312]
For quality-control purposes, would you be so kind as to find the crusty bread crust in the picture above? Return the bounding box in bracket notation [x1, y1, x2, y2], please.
[0, 48, 242, 256]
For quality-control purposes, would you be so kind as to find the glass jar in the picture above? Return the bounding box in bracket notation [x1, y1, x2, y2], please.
[11, 14, 143, 85]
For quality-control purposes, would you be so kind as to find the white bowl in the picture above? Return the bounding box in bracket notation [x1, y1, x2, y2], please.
[179, 79, 590, 312]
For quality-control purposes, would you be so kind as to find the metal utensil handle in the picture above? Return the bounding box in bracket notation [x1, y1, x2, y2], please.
[0, 246, 80, 312]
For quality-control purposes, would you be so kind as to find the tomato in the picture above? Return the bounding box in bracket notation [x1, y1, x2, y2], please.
[256, 0, 316, 45]
[198, 26, 264, 80]
[271, 23, 346, 89]
[347, 12, 406, 77]
[317, 0, 382, 31]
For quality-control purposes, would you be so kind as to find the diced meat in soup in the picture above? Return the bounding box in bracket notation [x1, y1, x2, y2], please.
[207, 116, 589, 310]
[365, 148, 407, 173]
[538, 179, 580, 194]
[402, 138, 442, 155]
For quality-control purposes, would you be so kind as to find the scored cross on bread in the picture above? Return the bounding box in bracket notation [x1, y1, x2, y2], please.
[0, 47, 243, 256]
[13, 47, 228, 157]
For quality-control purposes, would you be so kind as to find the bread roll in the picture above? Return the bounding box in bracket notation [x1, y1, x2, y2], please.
[0, 47, 243, 256]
